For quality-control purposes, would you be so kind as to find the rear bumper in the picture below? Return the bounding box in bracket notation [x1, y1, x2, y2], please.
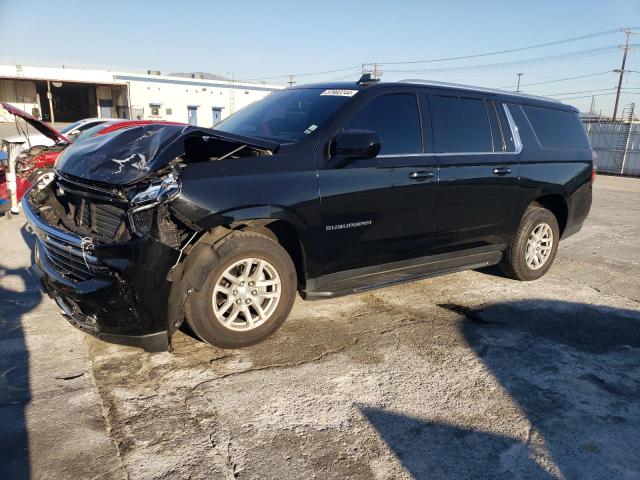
[23, 195, 178, 352]
[562, 181, 593, 240]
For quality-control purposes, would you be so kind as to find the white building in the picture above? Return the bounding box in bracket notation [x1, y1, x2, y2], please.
[0, 65, 281, 127]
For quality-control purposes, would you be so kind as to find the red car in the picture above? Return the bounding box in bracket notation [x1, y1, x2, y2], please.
[1, 103, 184, 213]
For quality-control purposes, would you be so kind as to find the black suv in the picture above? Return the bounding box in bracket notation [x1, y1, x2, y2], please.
[23, 76, 594, 351]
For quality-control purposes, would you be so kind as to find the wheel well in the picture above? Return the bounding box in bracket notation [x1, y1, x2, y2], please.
[242, 220, 307, 290]
[531, 195, 568, 235]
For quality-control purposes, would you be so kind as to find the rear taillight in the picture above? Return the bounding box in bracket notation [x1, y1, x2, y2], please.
[591, 151, 597, 183]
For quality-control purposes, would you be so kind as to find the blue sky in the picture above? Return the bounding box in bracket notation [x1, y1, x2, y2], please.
[1, 0, 638, 114]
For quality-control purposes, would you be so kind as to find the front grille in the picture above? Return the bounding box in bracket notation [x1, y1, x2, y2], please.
[76, 198, 128, 241]
[38, 234, 101, 283]
[56, 175, 131, 242]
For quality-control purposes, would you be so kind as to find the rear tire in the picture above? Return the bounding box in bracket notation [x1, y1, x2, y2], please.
[500, 205, 560, 281]
[185, 230, 297, 348]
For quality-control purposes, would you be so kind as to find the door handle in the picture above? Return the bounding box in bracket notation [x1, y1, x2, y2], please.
[409, 170, 435, 180]
[492, 167, 512, 176]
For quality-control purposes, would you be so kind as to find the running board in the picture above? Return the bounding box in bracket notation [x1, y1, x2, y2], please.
[302, 247, 504, 300]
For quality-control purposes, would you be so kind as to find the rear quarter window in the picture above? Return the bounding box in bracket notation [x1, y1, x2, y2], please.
[521, 105, 589, 150]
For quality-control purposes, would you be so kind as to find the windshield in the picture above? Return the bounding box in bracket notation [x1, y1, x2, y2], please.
[70, 123, 110, 143]
[59, 120, 88, 135]
[214, 88, 356, 143]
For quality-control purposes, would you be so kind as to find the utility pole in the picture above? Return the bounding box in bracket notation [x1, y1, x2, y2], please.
[589, 95, 596, 120]
[287, 75, 295, 87]
[613, 29, 634, 121]
[516, 73, 523, 93]
[46, 80, 55, 125]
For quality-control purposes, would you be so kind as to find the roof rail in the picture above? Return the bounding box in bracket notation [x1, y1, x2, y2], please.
[399, 79, 561, 103]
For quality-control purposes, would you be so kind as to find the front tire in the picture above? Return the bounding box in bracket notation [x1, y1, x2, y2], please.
[185, 231, 297, 348]
[500, 205, 560, 281]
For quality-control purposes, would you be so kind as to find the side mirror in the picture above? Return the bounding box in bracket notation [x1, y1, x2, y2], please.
[331, 130, 381, 161]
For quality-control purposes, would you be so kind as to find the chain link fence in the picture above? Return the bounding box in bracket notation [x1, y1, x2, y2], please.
[584, 121, 640, 176]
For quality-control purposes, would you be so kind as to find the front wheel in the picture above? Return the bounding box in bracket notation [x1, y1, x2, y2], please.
[500, 206, 560, 281]
[185, 231, 297, 348]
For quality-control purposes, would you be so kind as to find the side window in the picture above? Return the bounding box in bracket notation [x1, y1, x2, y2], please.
[345, 94, 422, 155]
[77, 122, 101, 132]
[430, 95, 493, 153]
[521, 105, 590, 149]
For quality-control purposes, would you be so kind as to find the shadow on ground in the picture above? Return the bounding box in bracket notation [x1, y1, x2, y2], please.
[0, 226, 42, 478]
[360, 300, 640, 479]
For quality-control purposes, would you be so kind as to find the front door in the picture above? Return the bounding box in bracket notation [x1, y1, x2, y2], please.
[188, 106, 198, 125]
[212, 107, 222, 126]
[317, 91, 437, 275]
[99, 99, 113, 118]
[428, 93, 519, 253]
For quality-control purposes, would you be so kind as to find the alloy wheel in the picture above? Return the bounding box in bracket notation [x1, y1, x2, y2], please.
[212, 257, 281, 331]
[525, 222, 553, 270]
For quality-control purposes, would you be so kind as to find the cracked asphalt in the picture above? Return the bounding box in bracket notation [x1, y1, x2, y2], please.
[1, 175, 639, 479]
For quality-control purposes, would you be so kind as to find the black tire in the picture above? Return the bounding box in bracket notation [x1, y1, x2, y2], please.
[500, 205, 560, 281]
[185, 230, 297, 348]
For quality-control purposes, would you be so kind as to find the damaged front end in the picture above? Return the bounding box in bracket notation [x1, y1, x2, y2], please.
[23, 123, 277, 351]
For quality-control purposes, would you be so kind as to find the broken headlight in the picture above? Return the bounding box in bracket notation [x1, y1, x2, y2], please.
[130, 173, 181, 207]
[128, 174, 181, 236]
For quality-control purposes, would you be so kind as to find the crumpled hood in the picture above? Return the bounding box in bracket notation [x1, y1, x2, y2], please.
[54, 123, 279, 186]
[1, 102, 68, 144]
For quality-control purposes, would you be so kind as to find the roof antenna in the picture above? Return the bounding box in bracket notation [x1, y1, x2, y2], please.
[357, 73, 379, 86]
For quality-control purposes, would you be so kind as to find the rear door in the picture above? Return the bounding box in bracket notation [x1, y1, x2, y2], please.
[429, 92, 520, 253]
[317, 90, 437, 274]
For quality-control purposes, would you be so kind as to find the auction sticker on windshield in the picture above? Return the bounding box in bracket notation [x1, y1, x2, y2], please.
[320, 89, 358, 97]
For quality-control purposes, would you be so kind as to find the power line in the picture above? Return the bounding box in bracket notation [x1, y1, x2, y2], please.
[244, 65, 360, 81]
[546, 87, 617, 97]
[498, 71, 612, 89]
[384, 45, 627, 74]
[240, 26, 639, 83]
[370, 27, 636, 66]
[555, 89, 639, 101]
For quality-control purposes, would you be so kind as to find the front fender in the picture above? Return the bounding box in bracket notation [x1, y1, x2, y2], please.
[196, 204, 310, 232]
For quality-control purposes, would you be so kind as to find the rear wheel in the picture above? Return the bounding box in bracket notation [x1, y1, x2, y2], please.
[185, 231, 297, 348]
[500, 205, 560, 281]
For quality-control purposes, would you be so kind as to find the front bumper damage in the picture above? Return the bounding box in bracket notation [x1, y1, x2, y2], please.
[20, 123, 279, 351]
[23, 194, 179, 352]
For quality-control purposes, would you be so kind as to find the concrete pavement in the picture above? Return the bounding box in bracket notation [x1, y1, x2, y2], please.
[1, 175, 638, 479]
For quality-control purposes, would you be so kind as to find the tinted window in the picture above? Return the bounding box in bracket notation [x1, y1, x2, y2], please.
[430, 95, 493, 153]
[215, 88, 353, 143]
[346, 94, 421, 155]
[522, 105, 589, 149]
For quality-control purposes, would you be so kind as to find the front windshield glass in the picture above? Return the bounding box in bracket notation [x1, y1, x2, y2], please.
[214, 88, 356, 143]
[73, 122, 115, 143]
[59, 120, 88, 135]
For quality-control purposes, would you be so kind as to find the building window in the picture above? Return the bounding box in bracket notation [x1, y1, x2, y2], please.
[165, 108, 172, 115]
[150, 104, 160, 116]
